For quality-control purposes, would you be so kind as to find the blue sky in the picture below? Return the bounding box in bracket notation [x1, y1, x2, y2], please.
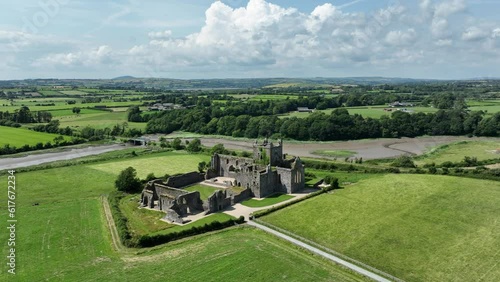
[0, 0, 499, 80]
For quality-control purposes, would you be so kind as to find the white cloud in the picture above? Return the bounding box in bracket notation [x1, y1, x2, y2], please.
[462, 27, 490, 41]
[148, 30, 172, 39]
[434, 0, 466, 18]
[492, 28, 500, 38]
[24, 0, 500, 78]
[385, 29, 417, 46]
[33, 45, 115, 67]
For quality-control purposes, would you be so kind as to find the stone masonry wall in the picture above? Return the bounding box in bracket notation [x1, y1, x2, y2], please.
[164, 172, 204, 188]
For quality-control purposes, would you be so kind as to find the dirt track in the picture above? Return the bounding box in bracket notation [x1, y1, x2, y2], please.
[176, 136, 500, 160]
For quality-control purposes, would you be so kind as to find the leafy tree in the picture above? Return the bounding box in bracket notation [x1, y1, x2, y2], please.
[115, 167, 141, 193]
[72, 107, 81, 115]
[144, 173, 156, 182]
[186, 138, 202, 152]
[198, 161, 207, 173]
[171, 137, 183, 150]
[210, 144, 227, 155]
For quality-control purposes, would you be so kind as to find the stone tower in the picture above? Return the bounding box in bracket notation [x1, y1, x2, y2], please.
[253, 138, 284, 166]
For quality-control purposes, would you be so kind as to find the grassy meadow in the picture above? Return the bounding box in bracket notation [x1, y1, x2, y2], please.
[0, 125, 69, 147]
[0, 151, 366, 281]
[57, 111, 147, 130]
[261, 174, 500, 282]
[87, 151, 210, 179]
[415, 140, 500, 165]
[310, 150, 356, 158]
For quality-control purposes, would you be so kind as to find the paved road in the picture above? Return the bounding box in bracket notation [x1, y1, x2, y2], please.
[247, 221, 392, 282]
[0, 144, 129, 171]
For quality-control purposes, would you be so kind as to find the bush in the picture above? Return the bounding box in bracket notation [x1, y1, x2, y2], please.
[392, 155, 416, 168]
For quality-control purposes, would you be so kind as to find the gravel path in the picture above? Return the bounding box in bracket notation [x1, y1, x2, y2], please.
[247, 220, 391, 282]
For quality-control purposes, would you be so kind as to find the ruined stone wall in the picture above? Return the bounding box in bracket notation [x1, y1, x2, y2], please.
[269, 143, 283, 166]
[212, 154, 254, 177]
[232, 188, 252, 204]
[164, 172, 204, 188]
[252, 140, 283, 166]
[177, 191, 204, 215]
[140, 191, 155, 208]
[165, 209, 183, 224]
[155, 185, 188, 199]
[276, 167, 293, 194]
[206, 190, 232, 213]
[258, 167, 277, 198]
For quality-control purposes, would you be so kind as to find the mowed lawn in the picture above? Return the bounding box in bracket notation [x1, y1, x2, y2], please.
[0, 156, 366, 281]
[88, 151, 210, 178]
[262, 174, 500, 282]
[416, 140, 500, 165]
[0, 125, 68, 147]
[241, 193, 294, 208]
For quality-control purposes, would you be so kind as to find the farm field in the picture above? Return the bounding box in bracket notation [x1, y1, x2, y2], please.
[87, 151, 210, 179]
[57, 111, 147, 130]
[415, 140, 500, 165]
[305, 170, 385, 187]
[0, 125, 69, 147]
[0, 152, 365, 281]
[261, 174, 500, 282]
[279, 106, 438, 119]
[0, 98, 146, 112]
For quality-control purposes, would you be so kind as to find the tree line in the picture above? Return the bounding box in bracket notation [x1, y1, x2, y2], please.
[145, 106, 500, 141]
[0, 107, 52, 126]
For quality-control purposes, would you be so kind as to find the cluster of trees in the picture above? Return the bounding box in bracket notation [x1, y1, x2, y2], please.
[33, 120, 142, 140]
[0, 107, 52, 125]
[146, 105, 500, 141]
[0, 137, 85, 156]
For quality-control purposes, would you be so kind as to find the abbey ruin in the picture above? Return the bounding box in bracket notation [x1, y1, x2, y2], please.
[140, 139, 305, 223]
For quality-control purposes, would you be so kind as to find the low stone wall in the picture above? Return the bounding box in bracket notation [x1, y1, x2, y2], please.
[165, 172, 204, 188]
[232, 188, 252, 204]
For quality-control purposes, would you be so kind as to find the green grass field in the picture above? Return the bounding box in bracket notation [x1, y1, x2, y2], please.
[151, 213, 236, 235]
[310, 150, 356, 158]
[279, 106, 438, 119]
[415, 140, 500, 165]
[262, 174, 500, 282]
[58, 111, 147, 130]
[48, 108, 106, 117]
[184, 184, 220, 200]
[305, 170, 385, 186]
[241, 193, 294, 208]
[0, 151, 365, 281]
[88, 151, 210, 179]
[0, 125, 69, 147]
[120, 194, 173, 236]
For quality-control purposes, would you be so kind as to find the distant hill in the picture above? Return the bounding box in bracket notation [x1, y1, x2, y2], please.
[0, 77, 498, 90]
[112, 76, 137, 80]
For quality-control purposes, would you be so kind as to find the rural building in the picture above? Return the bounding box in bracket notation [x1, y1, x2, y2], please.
[139, 139, 305, 223]
[207, 139, 305, 198]
[297, 107, 314, 112]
